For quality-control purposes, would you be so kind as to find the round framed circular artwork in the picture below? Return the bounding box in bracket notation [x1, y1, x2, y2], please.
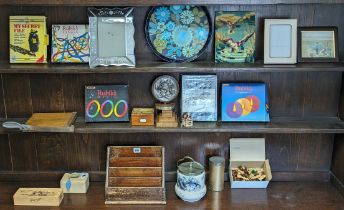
[151, 75, 179, 103]
[145, 6, 212, 63]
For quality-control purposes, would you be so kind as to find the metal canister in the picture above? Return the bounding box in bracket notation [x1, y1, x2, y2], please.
[209, 156, 225, 191]
[175, 156, 206, 202]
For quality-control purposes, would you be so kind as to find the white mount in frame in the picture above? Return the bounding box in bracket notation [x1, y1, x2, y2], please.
[264, 19, 297, 64]
[88, 7, 135, 68]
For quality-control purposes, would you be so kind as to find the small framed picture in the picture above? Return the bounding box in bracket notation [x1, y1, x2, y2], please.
[298, 27, 339, 62]
[264, 19, 297, 64]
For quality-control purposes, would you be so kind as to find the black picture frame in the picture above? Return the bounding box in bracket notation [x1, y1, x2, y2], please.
[298, 26, 339, 63]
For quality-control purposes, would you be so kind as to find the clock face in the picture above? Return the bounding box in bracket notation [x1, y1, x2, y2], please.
[151, 75, 179, 103]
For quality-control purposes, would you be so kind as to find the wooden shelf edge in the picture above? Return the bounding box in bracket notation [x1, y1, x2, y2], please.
[1, 0, 344, 6]
[330, 171, 344, 197]
[0, 170, 330, 182]
[0, 62, 344, 74]
[1, 117, 344, 134]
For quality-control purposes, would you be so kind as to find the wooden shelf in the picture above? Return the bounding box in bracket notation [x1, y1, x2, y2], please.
[2, 117, 344, 134]
[1, 0, 344, 6]
[1, 62, 344, 74]
[0, 181, 343, 209]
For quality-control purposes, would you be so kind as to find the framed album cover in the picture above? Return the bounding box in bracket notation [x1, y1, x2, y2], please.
[85, 85, 129, 122]
[221, 83, 270, 122]
[181, 75, 217, 121]
[264, 19, 297, 64]
[215, 11, 256, 63]
[298, 27, 339, 62]
[88, 7, 135, 68]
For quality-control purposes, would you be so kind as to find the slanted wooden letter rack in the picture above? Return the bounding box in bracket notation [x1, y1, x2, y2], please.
[105, 146, 166, 204]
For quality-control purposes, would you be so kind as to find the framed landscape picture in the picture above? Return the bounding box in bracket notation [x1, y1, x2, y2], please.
[298, 27, 339, 62]
[264, 19, 297, 64]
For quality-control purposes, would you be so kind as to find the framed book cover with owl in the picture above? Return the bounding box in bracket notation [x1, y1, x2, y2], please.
[215, 11, 255, 63]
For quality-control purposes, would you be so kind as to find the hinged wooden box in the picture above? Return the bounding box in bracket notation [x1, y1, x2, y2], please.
[13, 188, 64, 206]
[131, 108, 154, 126]
[229, 138, 272, 188]
[105, 146, 166, 204]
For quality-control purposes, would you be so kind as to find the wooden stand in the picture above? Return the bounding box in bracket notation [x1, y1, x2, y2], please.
[155, 103, 178, 128]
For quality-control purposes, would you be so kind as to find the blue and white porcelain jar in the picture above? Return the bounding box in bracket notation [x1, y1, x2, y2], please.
[175, 156, 206, 202]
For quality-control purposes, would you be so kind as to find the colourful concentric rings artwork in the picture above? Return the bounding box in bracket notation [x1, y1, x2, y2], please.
[226, 95, 260, 119]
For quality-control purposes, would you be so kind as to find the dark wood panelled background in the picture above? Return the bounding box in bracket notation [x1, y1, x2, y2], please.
[0, 5, 342, 181]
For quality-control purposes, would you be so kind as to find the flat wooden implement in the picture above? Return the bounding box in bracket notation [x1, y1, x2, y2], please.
[25, 112, 77, 132]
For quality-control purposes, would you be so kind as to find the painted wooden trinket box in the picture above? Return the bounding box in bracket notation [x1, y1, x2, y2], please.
[60, 172, 89, 193]
[13, 188, 64, 206]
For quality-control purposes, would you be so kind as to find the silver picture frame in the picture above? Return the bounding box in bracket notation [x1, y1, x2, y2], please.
[88, 7, 135, 68]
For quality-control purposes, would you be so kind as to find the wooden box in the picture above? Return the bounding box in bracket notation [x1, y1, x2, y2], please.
[131, 108, 154, 126]
[60, 172, 89, 193]
[13, 188, 64, 206]
[105, 146, 166, 204]
[229, 138, 272, 188]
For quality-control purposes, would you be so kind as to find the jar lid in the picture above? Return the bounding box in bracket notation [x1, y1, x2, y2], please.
[209, 156, 225, 166]
[178, 162, 204, 176]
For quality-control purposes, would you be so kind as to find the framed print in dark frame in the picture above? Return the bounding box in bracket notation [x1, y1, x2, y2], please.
[298, 27, 339, 63]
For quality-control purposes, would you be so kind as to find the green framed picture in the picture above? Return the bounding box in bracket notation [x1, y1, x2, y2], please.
[215, 11, 256, 63]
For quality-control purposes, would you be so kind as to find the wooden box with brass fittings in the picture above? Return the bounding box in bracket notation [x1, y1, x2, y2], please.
[131, 108, 155, 126]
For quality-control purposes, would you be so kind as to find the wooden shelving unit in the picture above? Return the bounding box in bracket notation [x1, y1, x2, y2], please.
[1, 62, 344, 74]
[2, 117, 344, 134]
[0, 181, 344, 209]
[1, 0, 344, 6]
[0, 1, 344, 209]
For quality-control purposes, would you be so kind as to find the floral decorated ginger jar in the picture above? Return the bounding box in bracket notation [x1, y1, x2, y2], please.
[175, 156, 206, 202]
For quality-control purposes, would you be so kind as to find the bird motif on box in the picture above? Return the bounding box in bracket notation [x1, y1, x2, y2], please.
[216, 32, 255, 53]
[216, 12, 255, 34]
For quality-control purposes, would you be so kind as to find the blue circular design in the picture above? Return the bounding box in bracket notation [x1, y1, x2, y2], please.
[172, 25, 193, 47]
[145, 6, 212, 63]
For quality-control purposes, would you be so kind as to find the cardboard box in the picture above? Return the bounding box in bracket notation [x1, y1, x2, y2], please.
[60, 172, 89, 193]
[131, 108, 154, 126]
[229, 138, 272, 188]
[13, 188, 63, 206]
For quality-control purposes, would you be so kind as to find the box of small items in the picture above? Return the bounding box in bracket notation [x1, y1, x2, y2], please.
[229, 138, 272, 188]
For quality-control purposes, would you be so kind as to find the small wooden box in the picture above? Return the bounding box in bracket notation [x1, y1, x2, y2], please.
[131, 108, 154, 126]
[105, 146, 166, 204]
[60, 172, 89, 193]
[13, 188, 64, 206]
